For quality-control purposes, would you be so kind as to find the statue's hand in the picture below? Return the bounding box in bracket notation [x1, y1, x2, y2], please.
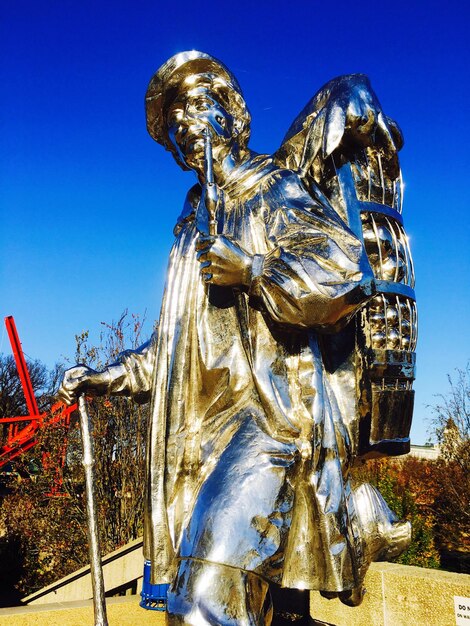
[196, 234, 252, 288]
[57, 365, 108, 405]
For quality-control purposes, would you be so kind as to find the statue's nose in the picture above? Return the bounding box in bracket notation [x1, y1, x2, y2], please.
[186, 118, 207, 137]
[175, 118, 204, 143]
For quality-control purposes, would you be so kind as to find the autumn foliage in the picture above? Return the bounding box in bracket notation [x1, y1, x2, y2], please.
[352, 457, 441, 569]
[0, 324, 468, 602]
[352, 365, 470, 572]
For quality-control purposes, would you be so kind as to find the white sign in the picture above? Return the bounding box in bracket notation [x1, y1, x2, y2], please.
[454, 596, 470, 625]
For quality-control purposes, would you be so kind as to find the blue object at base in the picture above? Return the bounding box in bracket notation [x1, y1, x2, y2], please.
[140, 560, 169, 611]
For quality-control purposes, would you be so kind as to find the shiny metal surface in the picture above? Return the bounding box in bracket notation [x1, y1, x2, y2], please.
[276, 73, 416, 459]
[203, 127, 218, 236]
[78, 395, 108, 626]
[59, 52, 416, 623]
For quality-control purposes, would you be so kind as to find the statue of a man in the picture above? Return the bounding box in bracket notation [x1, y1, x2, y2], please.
[59, 51, 413, 624]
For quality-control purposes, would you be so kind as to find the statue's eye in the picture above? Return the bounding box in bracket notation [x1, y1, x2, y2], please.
[194, 98, 210, 111]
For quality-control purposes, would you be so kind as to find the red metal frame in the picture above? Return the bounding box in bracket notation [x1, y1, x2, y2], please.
[5, 316, 40, 419]
[0, 316, 77, 479]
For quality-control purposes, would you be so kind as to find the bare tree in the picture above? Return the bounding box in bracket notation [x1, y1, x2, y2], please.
[427, 365, 470, 562]
[428, 364, 469, 462]
[0, 355, 61, 419]
[70, 310, 152, 551]
[0, 312, 153, 596]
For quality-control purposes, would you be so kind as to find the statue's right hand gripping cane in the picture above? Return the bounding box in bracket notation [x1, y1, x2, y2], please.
[195, 127, 253, 288]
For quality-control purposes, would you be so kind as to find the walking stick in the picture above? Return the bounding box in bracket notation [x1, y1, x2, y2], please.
[78, 394, 109, 626]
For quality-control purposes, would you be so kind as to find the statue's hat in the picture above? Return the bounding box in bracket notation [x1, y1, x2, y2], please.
[145, 51, 245, 147]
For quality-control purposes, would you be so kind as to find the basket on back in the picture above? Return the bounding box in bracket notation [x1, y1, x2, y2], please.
[276, 74, 417, 459]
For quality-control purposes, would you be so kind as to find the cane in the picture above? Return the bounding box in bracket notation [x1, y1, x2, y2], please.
[78, 394, 109, 626]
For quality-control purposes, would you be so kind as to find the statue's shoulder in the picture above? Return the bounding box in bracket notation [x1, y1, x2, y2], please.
[257, 159, 311, 201]
[226, 154, 303, 199]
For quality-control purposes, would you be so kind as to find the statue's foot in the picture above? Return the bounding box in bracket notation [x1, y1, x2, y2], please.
[338, 585, 366, 607]
[319, 590, 337, 600]
[319, 585, 366, 607]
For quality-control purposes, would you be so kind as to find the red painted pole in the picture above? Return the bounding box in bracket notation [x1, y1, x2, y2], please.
[4, 316, 40, 418]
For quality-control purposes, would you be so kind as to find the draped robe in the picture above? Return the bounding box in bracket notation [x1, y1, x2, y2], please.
[108, 154, 409, 592]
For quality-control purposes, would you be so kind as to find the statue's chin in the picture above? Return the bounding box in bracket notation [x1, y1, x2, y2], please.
[181, 144, 204, 169]
[186, 137, 205, 153]
[184, 156, 204, 173]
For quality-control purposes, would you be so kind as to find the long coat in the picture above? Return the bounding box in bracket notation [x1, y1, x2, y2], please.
[108, 155, 404, 592]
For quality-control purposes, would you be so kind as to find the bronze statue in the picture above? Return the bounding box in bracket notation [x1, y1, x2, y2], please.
[59, 51, 416, 624]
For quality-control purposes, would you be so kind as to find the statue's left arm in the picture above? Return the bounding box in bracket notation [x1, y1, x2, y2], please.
[105, 335, 157, 403]
[58, 333, 157, 406]
[248, 172, 375, 331]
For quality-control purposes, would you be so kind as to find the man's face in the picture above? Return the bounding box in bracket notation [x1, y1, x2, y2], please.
[166, 84, 236, 171]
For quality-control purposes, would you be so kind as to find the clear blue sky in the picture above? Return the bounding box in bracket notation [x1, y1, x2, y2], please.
[1, 0, 469, 444]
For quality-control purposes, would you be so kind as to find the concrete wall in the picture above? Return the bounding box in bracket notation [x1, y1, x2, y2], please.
[17, 542, 470, 626]
[23, 537, 144, 605]
[2, 563, 469, 626]
[310, 561, 470, 626]
[0, 596, 165, 626]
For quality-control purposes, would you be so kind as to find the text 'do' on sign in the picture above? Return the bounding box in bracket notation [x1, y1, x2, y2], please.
[454, 596, 470, 625]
